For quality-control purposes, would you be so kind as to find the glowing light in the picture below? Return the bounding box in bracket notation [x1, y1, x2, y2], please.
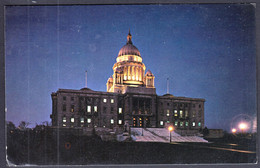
[231, 128, 237, 133]
[168, 126, 174, 132]
[230, 114, 253, 133]
[87, 118, 91, 123]
[239, 123, 247, 131]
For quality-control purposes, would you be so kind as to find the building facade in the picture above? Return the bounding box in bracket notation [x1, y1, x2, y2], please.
[50, 31, 205, 133]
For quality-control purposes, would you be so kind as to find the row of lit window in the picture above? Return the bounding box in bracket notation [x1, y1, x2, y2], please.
[165, 109, 201, 118]
[160, 121, 201, 127]
[165, 109, 189, 118]
[103, 98, 114, 103]
[87, 105, 98, 112]
[62, 104, 123, 114]
[62, 117, 123, 126]
[62, 96, 116, 104]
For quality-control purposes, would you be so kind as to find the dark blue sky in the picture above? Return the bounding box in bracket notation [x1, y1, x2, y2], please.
[5, 4, 256, 131]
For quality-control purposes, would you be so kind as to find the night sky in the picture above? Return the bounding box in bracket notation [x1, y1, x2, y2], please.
[5, 4, 256, 132]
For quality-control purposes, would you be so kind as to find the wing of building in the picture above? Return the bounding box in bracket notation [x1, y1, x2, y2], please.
[50, 31, 205, 136]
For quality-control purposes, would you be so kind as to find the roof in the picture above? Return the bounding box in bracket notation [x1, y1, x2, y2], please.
[145, 70, 154, 76]
[118, 43, 141, 57]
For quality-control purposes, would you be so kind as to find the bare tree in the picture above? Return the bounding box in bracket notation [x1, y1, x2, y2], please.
[18, 121, 30, 130]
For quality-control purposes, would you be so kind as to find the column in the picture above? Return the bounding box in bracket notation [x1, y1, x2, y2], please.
[136, 67, 140, 81]
[141, 68, 143, 81]
[133, 66, 135, 80]
[139, 67, 141, 81]
[130, 66, 132, 80]
[124, 66, 127, 80]
[128, 66, 130, 80]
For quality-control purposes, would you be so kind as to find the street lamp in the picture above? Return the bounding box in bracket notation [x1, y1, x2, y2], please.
[238, 123, 247, 133]
[231, 128, 237, 134]
[168, 126, 174, 143]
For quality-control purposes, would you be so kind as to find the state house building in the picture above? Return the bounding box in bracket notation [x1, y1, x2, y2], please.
[50, 31, 205, 133]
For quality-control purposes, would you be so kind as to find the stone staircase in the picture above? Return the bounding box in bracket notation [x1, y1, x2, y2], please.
[131, 128, 166, 142]
[131, 128, 208, 143]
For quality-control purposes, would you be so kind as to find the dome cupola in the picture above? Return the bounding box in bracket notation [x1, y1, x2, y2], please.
[118, 30, 141, 57]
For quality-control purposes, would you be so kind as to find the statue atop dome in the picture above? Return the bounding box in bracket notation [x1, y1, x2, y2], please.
[127, 29, 132, 44]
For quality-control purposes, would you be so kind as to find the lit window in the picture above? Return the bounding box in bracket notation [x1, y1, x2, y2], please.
[71, 105, 74, 112]
[124, 76, 127, 80]
[198, 122, 201, 127]
[175, 121, 178, 126]
[174, 110, 178, 117]
[111, 99, 114, 103]
[166, 109, 170, 116]
[103, 98, 107, 103]
[160, 121, 164, 126]
[87, 118, 91, 123]
[192, 122, 196, 127]
[185, 122, 189, 126]
[80, 118, 84, 123]
[180, 122, 183, 127]
[185, 110, 188, 117]
[167, 121, 170, 123]
[94, 106, 97, 112]
[118, 120, 122, 125]
[62, 117, 66, 123]
[87, 106, 91, 112]
[111, 119, 114, 124]
[118, 108, 122, 114]
[71, 117, 74, 123]
[180, 110, 183, 118]
[63, 124, 66, 127]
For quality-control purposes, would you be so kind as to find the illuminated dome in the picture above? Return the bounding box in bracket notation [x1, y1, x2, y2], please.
[118, 31, 141, 57]
[107, 30, 155, 93]
[118, 44, 141, 57]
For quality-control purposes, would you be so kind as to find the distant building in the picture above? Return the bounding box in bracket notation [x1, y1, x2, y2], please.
[50, 31, 205, 135]
[206, 129, 224, 138]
